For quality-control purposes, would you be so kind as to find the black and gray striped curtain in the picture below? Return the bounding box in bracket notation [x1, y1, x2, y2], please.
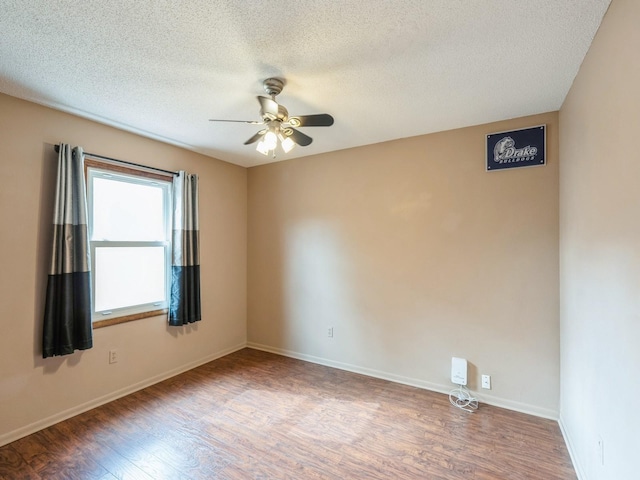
[169, 171, 201, 326]
[43, 144, 93, 358]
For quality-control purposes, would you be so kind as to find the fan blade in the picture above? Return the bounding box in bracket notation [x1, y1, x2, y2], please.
[244, 129, 267, 145]
[288, 128, 313, 147]
[288, 114, 334, 127]
[258, 96, 279, 120]
[209, 119, 263, 124]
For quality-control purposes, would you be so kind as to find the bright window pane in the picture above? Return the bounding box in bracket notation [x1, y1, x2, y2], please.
[94, 247, 166, 311]
[92, 177, 165, 241]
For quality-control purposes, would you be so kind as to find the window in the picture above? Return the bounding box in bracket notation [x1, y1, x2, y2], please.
[86, 159, 173, 327]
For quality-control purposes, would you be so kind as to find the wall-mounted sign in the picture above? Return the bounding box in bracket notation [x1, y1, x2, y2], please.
[486, 125, 546, 171]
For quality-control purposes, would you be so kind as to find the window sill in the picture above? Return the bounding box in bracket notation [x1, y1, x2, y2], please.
[93, 309, 168, 329]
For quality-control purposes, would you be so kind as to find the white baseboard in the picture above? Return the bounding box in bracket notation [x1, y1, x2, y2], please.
[559, 415, 586, 480]
[0, 342, 246, 448]
[247, 342, 559, 420]
[3, 342, 561, 449]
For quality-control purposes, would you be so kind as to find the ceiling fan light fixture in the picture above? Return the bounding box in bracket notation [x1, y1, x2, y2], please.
[278, 133, 296, 153]
[256, 140, 270, 156]
[264, 130, 278, 149]
[256, 130, 278, 155]
[210, 77, 334, 159]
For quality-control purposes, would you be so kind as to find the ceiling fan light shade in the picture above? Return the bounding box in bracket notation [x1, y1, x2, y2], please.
[278, 133, 296, 153]
[256, 130, 278, 155]
[263, 131, 278, 149]
[256, 140, 270, 156]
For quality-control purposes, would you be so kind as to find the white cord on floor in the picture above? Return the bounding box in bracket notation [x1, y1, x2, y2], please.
[449, 385, 479, 413]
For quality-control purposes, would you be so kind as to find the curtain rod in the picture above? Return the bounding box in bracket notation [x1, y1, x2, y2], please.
[54, 144, 178, 176]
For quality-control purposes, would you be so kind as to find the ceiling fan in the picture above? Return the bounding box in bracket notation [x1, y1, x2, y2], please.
[209, 78, 334, 157]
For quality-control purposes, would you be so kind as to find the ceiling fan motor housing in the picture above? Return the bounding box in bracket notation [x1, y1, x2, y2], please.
[263, 78, 284, 97]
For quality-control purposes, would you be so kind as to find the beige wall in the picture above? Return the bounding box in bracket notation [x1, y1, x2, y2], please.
[559, 0, 639, 478]
[0, 93, 247, 445]
[248, 112, 560, 417]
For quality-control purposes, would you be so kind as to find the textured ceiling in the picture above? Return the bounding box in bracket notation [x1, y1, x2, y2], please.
[0, 0, 611, 167]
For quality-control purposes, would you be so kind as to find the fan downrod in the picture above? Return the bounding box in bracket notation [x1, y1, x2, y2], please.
[263, 78, 284, 97]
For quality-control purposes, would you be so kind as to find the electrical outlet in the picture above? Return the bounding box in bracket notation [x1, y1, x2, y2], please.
[327, 327, 334, 338]
[481, 374, 491, 389]
[109, 349, 118, 364]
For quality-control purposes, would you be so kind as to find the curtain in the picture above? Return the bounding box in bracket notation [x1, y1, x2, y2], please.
[169, 171, 201, 325]
[42, 145, 93, 358]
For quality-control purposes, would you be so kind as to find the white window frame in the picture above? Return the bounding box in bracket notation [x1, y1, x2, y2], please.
[85, 159, 173, 327]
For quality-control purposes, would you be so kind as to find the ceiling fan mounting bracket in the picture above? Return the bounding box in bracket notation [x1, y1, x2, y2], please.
[263, 78, 284, 97]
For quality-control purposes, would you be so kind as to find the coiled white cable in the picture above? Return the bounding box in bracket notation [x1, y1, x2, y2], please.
[449, 385, 479, 413]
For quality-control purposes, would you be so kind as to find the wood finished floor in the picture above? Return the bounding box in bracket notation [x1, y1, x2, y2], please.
[0, 348, 576, 479]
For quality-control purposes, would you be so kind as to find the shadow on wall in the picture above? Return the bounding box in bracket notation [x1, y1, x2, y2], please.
[165, 322, 199, 338]
[284, 220, 361, 356]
